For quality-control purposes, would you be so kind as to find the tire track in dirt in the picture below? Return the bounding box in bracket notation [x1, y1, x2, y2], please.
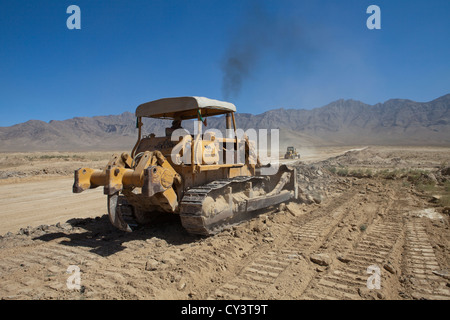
[79, 226, 260, 299]
[207, 188, 359, 300]
[0, 239, 107, 299]
[300, 220, 403, 299]
[1, 177, 447, 300]
[0, 244, 101, 277]
[299, 188, 406, 300]
[0, 210, 261, 299]
[403, 221, 450, 300]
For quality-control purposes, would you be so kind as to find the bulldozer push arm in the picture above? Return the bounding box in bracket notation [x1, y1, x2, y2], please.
[73, 151, 180, 196]
[73, 151, 180, 230]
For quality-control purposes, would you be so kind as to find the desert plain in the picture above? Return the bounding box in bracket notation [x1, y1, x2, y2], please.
[0, 145, 448, 300]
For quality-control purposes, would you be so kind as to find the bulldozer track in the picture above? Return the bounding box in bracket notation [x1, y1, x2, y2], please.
[79, 234, 253, 299]
[0, 243, 100, 275]
[208, 189, 358, 299]
[299, 190, 406, 300]
[0, 241, 104, 298]
[300, 219, 404, 299]
[180, 169, 294, 235]
[179, 177, 254, 235]
[0, 177, 448, 300]
[403, 221, 450, 300]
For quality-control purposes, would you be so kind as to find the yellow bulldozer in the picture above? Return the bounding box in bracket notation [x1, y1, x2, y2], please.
[284, 146, 300, 160]
[73, 97, 297, 235]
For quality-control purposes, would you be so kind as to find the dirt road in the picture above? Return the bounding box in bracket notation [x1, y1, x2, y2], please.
[0, 146, 448, 300]
[0, 178, 105, 235]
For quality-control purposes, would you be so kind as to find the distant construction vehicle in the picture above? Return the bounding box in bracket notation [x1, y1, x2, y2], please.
[284, 146, 300, 160]
[73, 97, 297, 235]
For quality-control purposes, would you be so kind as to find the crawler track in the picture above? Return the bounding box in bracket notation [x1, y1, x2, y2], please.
[180, 166, 295, 235]
[301, 219, 403, 299]
[298, 189, 407, 300]
[208, 189, 358, 299]
[403, 221, 450, 300]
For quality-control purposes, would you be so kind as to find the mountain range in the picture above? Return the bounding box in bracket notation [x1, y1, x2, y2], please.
[1, 94, 449, 152]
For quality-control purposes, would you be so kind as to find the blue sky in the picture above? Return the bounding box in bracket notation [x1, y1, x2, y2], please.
[0, 0, 449, 126]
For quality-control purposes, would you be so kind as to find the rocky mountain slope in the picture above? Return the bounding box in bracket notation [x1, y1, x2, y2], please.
[1, 94, 449, 151]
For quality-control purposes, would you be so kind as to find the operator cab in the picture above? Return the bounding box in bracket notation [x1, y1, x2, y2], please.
[132, 97, 241, 167]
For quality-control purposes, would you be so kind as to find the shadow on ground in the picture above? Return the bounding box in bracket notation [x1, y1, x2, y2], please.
[33, 213, 201, 257]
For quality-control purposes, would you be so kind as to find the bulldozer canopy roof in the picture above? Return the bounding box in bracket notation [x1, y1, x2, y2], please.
[135, 96, 236, 120]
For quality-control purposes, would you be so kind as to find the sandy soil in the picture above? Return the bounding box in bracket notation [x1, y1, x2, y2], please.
[0, 178, 105, 235]
[0, 146, 449, 300]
